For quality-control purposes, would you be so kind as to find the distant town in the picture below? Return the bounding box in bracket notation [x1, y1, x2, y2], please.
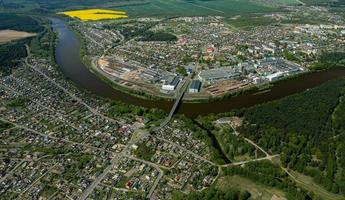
[2, 1, 345, 200]
[73, 8, 345, 100]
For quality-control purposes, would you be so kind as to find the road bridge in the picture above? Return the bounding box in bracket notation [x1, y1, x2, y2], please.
[159, 90, 185, 128]
[154, 77, 191, 130]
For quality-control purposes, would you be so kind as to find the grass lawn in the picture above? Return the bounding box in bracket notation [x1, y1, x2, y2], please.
[115, 0, 277, 17]
[289, 170, 345, 200]
[225, 15, 280, 30]
[216, 175, 287, 200]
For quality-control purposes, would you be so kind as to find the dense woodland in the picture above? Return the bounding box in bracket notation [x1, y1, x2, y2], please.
[0, 13, 53, 75]
[0, 121, 13, 133]
[104, 21, 156, 40]
[0, 40, 28, 75]
[235, 77, 345, 195]
[310, 51, 345, 70]
[196, 75, 345, 198]
[1, 0, 136, 11]
[222, 161, 315, 200]
[138, 31, 177, 42]
[0, 13, 44, 32]
[213, 126, 257, 161]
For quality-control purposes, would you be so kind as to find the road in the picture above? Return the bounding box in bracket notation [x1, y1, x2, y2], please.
[0, 118, 113, 154]
[124, 155, 165, 199]
[24, 45, 118, 125]
[77, 153, 124, 200]
[244, 138, 270, 157]
[0, 159, 25, 183]
[154, 135, 216, 166]
[78, 132, 145, 200]
[221, 154, 279, 168]
[154, 76, 191, 131]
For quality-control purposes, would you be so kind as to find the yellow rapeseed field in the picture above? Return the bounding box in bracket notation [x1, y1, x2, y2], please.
[58, 9, 128, 21]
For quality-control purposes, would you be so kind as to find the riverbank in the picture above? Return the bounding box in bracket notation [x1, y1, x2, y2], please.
[65, 20, 345, 105]
[68, 23, 176, 102]
[53, 18, 345, 117]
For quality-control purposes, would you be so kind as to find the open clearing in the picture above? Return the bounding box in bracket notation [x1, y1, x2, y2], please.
[0, 30, 36, 44]
[289, 170, 345, 200]
[217, 175, 287, 200]
[115, 0, 300, 17]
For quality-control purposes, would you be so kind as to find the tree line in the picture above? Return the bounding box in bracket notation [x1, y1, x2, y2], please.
[236, 77, 345, 195]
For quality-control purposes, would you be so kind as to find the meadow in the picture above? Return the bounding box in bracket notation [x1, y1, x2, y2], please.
[111, 0, 301, 17]
[2, 0, 309, 17]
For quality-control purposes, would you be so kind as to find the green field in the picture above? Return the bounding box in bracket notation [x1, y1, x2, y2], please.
[217, 175, 287, 200]
[1, 0, 304, 17]
[114, 0, 279, 17]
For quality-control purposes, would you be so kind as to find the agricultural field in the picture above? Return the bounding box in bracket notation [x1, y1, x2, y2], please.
[1, 0, 306, 17]
[0, 30, 36, 44]
[114, 0, 280, 17]
[58, 9, 128, 21]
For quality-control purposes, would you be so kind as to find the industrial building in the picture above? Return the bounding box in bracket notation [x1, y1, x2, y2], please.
[189, 80, 202, 93]
[266, 72, 284, 82]
[162, 76, 180, 91]
[198, 67, 241, 83]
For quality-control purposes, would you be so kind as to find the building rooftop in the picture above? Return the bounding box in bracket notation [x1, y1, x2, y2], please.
[190, 80, 201, 90]
[199, 67, 241, 81]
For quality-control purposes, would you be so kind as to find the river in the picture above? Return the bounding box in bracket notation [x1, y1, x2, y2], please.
[52, 18, 345, 117]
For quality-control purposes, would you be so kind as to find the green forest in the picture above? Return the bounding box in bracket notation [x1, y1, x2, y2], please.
[0, 13, 53, 75]
[310, 52, 345, 70]
[196, 75, 345, 199]
[0, 13, 44, 32]
[222, 161, 314, 200]
[0, 39, 28, 75]
[235, 77, 345, 195]
[138, 31, 177, 42]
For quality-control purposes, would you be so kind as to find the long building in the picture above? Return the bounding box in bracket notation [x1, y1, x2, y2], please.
[198, 67, 241, 83]
[189, 80, 202, 93]
[162, 76, 180, 91]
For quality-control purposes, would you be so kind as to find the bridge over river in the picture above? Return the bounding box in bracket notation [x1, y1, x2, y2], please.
[53, 18, 345, 118]
[155, 77, 191, 130]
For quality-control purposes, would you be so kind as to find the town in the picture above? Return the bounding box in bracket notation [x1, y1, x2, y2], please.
[0, 50, 232, 199]
[72, 7, 345, 100]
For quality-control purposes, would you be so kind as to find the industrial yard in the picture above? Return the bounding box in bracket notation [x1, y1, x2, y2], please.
[71, 7, 345, 100]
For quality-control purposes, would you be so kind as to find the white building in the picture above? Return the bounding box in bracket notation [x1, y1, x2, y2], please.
[162, 76, 180, 91]
[266, 72, 284, 82]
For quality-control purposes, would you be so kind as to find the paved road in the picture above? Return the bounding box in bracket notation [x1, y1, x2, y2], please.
[78, 133, 145, 200]
[0, 159, 25, 183]
[154, 136, 216, 166]
[124, 155, 165, 199]
[154, 76, 191, 131]
[24, 45, 117, 125]
[77, 153, 124, 200]
[0, 118, 113, 154]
